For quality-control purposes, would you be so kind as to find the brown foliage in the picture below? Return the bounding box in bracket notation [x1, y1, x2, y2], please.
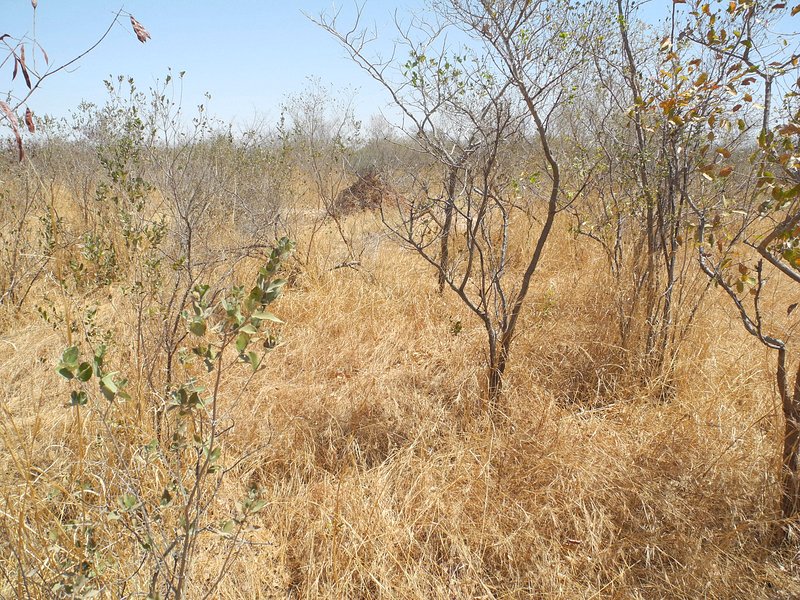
[24, 107, 34, 133]
[333, 167, 399, 216]
[130, 15, 151, 44]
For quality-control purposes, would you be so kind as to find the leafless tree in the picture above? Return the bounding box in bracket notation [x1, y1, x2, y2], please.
[315, 0, 597, 403]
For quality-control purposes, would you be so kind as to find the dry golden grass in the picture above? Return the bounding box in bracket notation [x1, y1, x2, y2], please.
[2, 205, 800, 598]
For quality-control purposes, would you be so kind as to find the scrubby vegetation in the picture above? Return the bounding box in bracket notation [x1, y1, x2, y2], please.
[1, 0, 800, 598]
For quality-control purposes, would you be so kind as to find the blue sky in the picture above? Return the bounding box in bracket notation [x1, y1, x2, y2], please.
[4, 1, 667, 128]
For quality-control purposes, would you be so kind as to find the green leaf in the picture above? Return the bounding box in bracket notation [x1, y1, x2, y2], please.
[207, 446, 221, 463]
[184, 380, 205, 394]
[266, 278, 287, 292]
[101, 373, 118, 393]
[239, 324, 258, 335]
[120, 492, 138, 511]
[251, 311, 283, 324]
[188, 392, 202, 407]
[235, 332, 250, 353]
[247, 351, 261, 372]
[69, 390, 88, 406]
[76, 362, 93, 382]
[248, 499, 268, 514]
[93, 345, 106, 376]
[100, 373, 119, 400]
[245, 287, 261, 312]
[220, 520, 235, 535]
[189, 319, 206, 337]
[57, 366, 74, 380]
[61, 346, 79, 367]
[193, 284, 210, 301]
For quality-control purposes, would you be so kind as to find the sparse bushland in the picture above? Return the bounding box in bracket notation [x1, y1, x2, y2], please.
[2, 0, 800, 598]
[3, 179, 800, 597]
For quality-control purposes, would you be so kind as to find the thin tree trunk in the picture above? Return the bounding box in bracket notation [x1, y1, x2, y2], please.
[486, 335, 508, 405]
[439, 166, 459, 294]
[781, 349, 800, 519]
[616, 0, 662, 370]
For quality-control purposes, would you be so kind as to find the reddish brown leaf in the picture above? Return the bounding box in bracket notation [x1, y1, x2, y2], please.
[793, 4, 800, 16]
[12, 56, 18, 81]
[19, 46, 31, 89]
[0, 102, 24, 161]
[779, 123, 800, 135]
[719, 166, 734, 177]
[36, 41, 48, 65]
[699, 163, 716, 174]
[788, 302, 798, 316]
[727, 62, 743, 74]
[24, 108, 34, 133]
[130, 15, 151, 43]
